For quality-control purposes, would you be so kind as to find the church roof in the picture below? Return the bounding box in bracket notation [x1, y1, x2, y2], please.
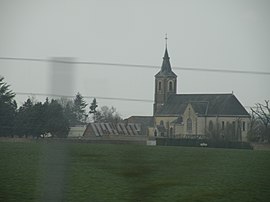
[155, 47, 177, 77]
[125, 116, 154, 127]
[156, 93, 250, 117]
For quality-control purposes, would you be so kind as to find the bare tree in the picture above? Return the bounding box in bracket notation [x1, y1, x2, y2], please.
[250, 100, 270, 142]
[94, 106, 122, 124]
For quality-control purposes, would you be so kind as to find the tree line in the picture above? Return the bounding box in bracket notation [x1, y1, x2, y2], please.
[0, 76, 122, 138]
[0, 76, 269, 141]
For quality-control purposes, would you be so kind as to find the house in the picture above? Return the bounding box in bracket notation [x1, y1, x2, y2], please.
[68, 125, 87, 138]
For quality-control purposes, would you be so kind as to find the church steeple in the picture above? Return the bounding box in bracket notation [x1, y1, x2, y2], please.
[153, 35, 177, 115]
[160, 47, 175, 74]
[155, 37, 176, 77]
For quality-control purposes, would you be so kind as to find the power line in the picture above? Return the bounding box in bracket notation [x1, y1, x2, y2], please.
[15, 92, 253, 110]
[1, 56, 269, 75]
[15, 92, 154, 103]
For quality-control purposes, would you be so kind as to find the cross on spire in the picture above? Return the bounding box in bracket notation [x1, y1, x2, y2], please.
[165, 33, 168, 48]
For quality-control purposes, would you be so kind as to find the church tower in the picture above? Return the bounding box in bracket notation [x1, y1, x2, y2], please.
[153, 38, 177, 115]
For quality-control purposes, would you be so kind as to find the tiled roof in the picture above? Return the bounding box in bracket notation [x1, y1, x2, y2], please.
[156, 93, 250, 117]
[84, 122, 143, 137]
[125, 116, 154, 127]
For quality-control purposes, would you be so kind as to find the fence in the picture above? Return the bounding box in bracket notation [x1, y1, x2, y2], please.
[156, 138, 253, 150]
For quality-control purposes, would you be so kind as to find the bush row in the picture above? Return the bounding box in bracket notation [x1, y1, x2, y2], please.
[156, 138, 253, 150]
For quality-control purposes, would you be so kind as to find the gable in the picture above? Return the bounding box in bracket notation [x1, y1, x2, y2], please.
[156, 93, 250, 117]
[183, 103, 197, 118]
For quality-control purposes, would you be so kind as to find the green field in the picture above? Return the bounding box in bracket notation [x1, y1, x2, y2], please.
[0, 142, 270, 202]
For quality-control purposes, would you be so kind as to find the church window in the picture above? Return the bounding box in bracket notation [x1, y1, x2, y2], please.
[187, 118, 192, 133]
[170, 127, 173, 136]
[232, 121, 236, 135]
[160, 120, 164, 126]
[169, 81, 173, 91]
[232, 121, 235, 129]
[154, 130, 157, 137]
[158, 81, 162, 91]
[243, 122, 246, 131]
[209, 121, 214, 131]
[222, 121, 225, 130]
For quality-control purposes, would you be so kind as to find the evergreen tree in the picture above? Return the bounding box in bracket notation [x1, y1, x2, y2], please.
[56, 97, 77, 127]
[0, 76, 17, 137]
[89, 98, 98, 122]
[14, 98, 69, 138]
[14, 98, 34, 137]
[73, 92, 88, 125]
[89, 98, 98, 114]
[45, 99, 69, 137]
[64, 100, 77, 126]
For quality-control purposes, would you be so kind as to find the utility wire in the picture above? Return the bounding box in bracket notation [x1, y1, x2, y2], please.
[15, 92, 253, 109]
[0, 57, 269, 75]
[15, 92, 154, 103]
[1, 56, 263, 109]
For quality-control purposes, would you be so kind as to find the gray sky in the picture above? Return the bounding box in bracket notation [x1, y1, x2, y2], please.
[0, 0, 269, 118]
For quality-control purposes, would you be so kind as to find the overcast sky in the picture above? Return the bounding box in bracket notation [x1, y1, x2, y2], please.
[0, 0, 269, 118]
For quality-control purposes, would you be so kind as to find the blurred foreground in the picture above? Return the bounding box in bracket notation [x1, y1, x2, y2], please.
[0, 141, 270, 202]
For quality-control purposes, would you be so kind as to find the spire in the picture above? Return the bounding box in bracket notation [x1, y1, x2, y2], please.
[161, 34, 172, 72]
[163, 47, 170, 60]
[155, 35, 177, 77]
[161, 47, 171, 72]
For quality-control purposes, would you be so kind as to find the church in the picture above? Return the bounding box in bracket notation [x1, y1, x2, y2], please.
[146, 44, 251, 141]
[83, 42, 251, 142]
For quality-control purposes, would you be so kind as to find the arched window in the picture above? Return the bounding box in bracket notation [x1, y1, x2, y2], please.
[242, 121, 246, 131]
[158, 81, 162, 91]
[209, 121, 214, 131]
[187, 118, 192, 133]
[169, 81, 173, 91]
[221, 121, 225, 130]
[170, 127, 173, 136]
[160, 120, 164, 126]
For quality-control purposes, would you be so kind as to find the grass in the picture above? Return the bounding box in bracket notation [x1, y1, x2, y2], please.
[0, 142, 270, 202]
[0, 142, 40, 201]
